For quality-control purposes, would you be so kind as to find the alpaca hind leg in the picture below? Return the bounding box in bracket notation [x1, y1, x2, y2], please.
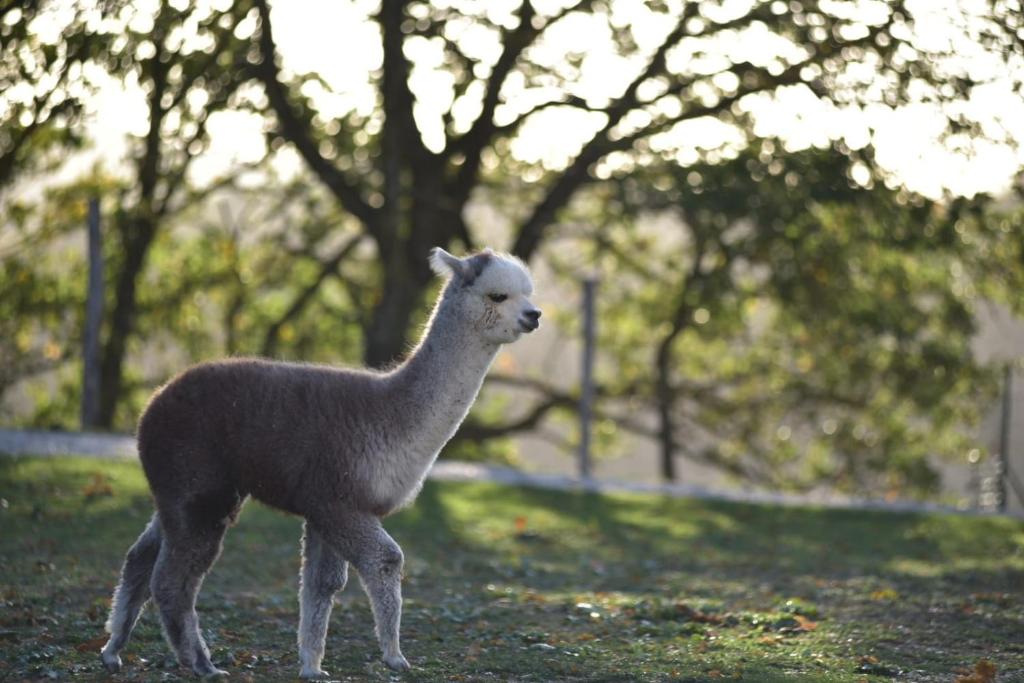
[101, 513, 162, 672]
[298, 522, 349, 680]
[150, 521, 227, 676]
[316, 513, 409, 671]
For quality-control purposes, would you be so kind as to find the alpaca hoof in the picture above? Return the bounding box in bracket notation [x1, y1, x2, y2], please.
[383, 654, 410, 671]
[194, 663, 229, 678]
[100, 648, 122, 673]
[300, 668, 333, 680]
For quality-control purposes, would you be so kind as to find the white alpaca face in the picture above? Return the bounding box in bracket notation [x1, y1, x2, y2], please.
[470, 257, 539, 344]
[430, 248, 541, 345]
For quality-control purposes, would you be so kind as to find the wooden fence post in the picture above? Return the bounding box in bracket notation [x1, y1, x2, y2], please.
[81, 198, 103, 429]
[578, 277, 597, 481]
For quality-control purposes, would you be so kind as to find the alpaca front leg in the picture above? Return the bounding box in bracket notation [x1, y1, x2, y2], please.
[355, 530, 409, 671]
[314, 512, 410, 671]
[298, 522, 349, 680]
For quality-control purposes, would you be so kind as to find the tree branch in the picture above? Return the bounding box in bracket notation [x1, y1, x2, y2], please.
[488, 95, 601, 141]
[446, 0, 597, 201]
[511, 57, 817, 261]
[251, 0, 378, 230]
[260, 232, 364, 356]
[509, 8, 698, 260]
[453, 393, 575, 441]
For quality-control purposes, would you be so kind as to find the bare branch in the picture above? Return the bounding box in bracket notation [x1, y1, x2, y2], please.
[261, 232, 365, 356]
[453, 393, 575, 441]
[509, 8, 698, 259]
[488, 95, 602, 140]
[251, 0, 378, 230]
[446, 0, 539, 200]
[447, 0, 599, 202]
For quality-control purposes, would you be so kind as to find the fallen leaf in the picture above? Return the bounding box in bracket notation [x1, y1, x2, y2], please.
[857, 655, 899, 676]
[954, 659, 997, 683]
[82, 473, 113, 498]
[870, 588, 899, 601]
[676, 603, 723, 624]
[75, 635, 108, 653]
[794, 614, 818, 631]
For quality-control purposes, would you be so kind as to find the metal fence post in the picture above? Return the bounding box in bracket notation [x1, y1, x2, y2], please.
[997, 363, 1014, 512]
[81, 198, 103, 429]
[579, 277, 597, 481]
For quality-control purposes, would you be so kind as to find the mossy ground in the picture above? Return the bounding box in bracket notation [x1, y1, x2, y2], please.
[1, 456, 1021, 682]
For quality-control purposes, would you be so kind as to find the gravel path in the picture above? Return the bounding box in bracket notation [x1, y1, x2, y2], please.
[1, 427, 1016, 519]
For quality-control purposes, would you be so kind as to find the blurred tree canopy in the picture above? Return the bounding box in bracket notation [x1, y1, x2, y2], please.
[541, 145, 1023, 492]
[1, 0, 1023, 494]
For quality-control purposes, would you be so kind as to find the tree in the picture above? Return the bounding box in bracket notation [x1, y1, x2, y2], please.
[90, 1, 259, 426]
[0, 0, 270, 427]
[0, 1, 117, 398]
[3, 0, 1024, 494]
[550, 143, 1023, 491]
[0, 1, 102, 190]
[248, 0, 1023, 370]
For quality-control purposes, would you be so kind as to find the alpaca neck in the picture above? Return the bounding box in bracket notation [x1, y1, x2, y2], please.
[389, 294, 499, 451]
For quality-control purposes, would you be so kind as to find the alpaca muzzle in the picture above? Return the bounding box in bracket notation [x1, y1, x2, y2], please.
[519, 308, 541, 332]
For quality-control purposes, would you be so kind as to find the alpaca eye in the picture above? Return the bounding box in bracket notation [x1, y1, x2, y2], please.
[488, 293, 508, 303]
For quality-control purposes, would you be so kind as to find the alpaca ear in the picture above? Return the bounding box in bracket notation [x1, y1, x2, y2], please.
[429, 247, 467, 279]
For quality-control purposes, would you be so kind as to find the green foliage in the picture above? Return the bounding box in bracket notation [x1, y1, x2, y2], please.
[1, 174, 371, 430]
[0, 1, 112, 188]
[0, 175, 113, 403]
[549, 143, 1021, 494]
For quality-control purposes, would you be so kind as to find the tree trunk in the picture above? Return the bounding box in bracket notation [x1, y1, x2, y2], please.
[362, 192, 450, 367]
[96, 217, 157, 428]
[363, 263, 426, 368]
[81, 198, 103, 429]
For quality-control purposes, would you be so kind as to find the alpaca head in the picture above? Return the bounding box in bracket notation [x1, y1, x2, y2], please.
[429, 247, 541, 344]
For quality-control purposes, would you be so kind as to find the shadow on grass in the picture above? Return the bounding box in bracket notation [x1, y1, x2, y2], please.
[399, 480, 1023, 586]
[389, 482, 1024, 679]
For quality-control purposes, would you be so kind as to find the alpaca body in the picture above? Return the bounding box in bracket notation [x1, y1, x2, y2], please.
[138, 334, 495, 520]
[101, 248, 539, 679]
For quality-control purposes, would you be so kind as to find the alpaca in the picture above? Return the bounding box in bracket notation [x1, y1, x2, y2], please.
[100, 247, 540, 679]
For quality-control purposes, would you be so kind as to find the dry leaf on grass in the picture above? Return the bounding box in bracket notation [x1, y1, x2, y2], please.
[793, 614, 818, 631]
[954, 659, 997, 683]
[869, 588, 899, 601]
[75, 635, 108, 652]
[676, 603, 723, 624]
[82, 473, 113, 498]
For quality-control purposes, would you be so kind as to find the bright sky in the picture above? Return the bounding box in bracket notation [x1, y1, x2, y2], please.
[36, 0, 1024, 200]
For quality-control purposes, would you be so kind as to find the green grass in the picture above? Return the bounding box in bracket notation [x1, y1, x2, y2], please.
[1, 456, 1022, 682]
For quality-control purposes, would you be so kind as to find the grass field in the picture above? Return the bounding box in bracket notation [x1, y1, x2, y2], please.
[1, 456, 1022, 682]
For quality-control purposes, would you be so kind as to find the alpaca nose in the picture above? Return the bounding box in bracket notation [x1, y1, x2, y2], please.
[520, 308, 541, 332]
